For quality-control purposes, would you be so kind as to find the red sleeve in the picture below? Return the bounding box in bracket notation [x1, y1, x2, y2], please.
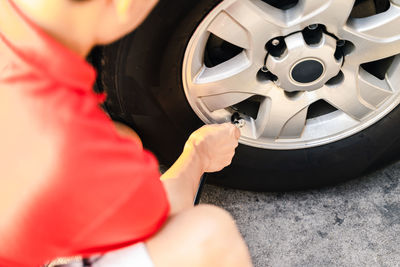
[61, 112, 170, 255]
[7, 87, 170, 266]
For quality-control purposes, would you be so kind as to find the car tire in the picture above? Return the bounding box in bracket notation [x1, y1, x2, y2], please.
[94, 0, 400, 191]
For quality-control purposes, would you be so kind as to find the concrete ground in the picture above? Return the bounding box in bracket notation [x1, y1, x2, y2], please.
[200, 161, 400, 267]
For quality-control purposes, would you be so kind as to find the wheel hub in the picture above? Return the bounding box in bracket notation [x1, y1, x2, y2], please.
[266, 32, 343, 92]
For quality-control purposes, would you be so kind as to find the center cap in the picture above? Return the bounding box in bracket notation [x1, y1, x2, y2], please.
[291, 59, 324, 84]
[265, 32, 343, 92]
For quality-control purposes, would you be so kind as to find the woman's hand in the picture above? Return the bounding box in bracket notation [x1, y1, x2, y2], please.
[184, 123, 240, 173]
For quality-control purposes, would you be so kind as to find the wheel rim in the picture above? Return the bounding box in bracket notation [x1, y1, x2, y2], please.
[182, 0, 400, 150]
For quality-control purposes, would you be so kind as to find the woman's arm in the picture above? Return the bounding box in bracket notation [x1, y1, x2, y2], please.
[161, 124, 240, 215]
[114, 122, 240, 216]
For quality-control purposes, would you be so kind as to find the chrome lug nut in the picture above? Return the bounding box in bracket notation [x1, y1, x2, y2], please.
[272, 39, 280, 46]
[308, 24, 319, 30]
[266, 37, 286, 57]
[261, 66, 269, 73]
[337, 39, 346, 47]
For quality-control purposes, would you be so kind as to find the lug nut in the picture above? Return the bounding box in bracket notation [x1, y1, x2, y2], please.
[271, 39, 280, 46]
[337, 39, 346, 47]
[302, 24, 323, 45]
[257, 67, 278, 82]
[308, 24, 318, 30]
[335, 40, 348, 60]
[265, 37, 286, 57]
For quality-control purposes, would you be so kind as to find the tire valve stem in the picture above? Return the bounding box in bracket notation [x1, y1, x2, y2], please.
[231, 112, 245, 128]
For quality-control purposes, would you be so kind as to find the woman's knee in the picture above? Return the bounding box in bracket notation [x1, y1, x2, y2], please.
[146, 204, 251, 267]
[189, 204, 237, 233]
[180, 205, 249, 264]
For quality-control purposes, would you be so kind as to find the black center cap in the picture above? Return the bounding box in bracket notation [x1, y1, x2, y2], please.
[291, 59, 324, 84]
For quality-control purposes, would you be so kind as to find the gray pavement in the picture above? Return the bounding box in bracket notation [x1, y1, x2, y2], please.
[201, 161, 400, 267]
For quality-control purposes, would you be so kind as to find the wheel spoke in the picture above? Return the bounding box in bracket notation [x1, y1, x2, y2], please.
[192, 53, 273, 111]
[201, 92, 254, 112]
[320, 68, 375, 120]
[255, 89, 317, 139]
[387, 55, 400, 91]
[358, 68, 393, 108]
[207, 11, 250, 49]
[289, 0, 355, 34]
[224, 0, 284, 35]
[279, 107, 309, 139]
[342, 4, 400, 64]
[220, 0, 286, 64]
[193, 53, 270, 95]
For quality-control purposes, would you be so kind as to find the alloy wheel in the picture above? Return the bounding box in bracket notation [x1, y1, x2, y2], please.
[182, 0, 400, 149]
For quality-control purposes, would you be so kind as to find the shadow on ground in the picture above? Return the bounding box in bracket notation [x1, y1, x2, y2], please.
[201, 161, 400, 266]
